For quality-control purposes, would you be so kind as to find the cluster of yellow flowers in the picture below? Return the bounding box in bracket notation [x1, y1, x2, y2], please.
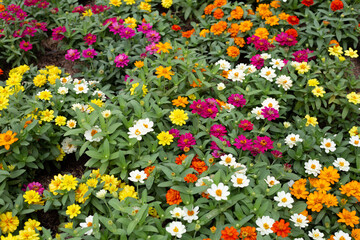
[109, 0, 152, 12]
[0, 65, 29, 111]
[0, 212, 42, 239]
[33, 65, 62, 87]
[307, 78, 326, 98]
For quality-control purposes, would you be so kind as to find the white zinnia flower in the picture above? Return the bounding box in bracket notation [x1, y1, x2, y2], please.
[96, 189, 107, 199]
[66, 119, 77, 129]
[262, 98, 279, 110]
[275, 75, 293, 91]
[217, 83, 226, 91]
[284, 133, 303, 148]
[79, 215, 99, 235]
[215, 59, 231, 71]
[128, 170, 147, 183]
[61, 137, 77, 154]
[58, 87, 68, 95]
[260, 67, 276, 82]
[136, 118, 154, 134]
[219, 154, 236, 167]
[228, 69, 246, 82]
[207, 183, 230, 201]
[333, 230, 351, 240]
[223, 103, 235, 112]
[290, 213, 309, 228]
[60, 76, 72, 85]
[233, 163, 247, 174]
[320, 138, 336, 153]
[101, 110, 111, 118]
[235, 63, 248, 71]
[290, 61, 300, 68]
[264, 176, 280, 187]
[73, 83, 89, 94]
[304, 159, 322, 176]
[166, 221, 186, 238]
[170, 207, 185, 219]
[274, 191, 294, 208]
[333, 158, 350, 172]
[93, 90, 106, 101]
[308, 229, 325, 240]
[349, 135, 360, 147]
[231, 173, 250, 188]
[128, 125, 146, 141]
[270, 59, 285, 70]
[260, 53, 271, 60]
[246, 65, 257, 74]
[255, 216, 275, 235]
[84, 126, 103, 142]
[182, 206, 199, 223]
[252, 107, 265, 120]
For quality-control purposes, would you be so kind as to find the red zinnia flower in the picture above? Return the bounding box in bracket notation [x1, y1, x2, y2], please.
[301, 0, 314, 7]
[285, 28, 298, 38]
[166, 189, 182, 205]
[221, 226, 239, 240]
[287, 16, 299, 25]
[171, 24, 181, 31]
[271, 219, 291, 238]
[330, 0, 343, 11]
[0, 68, 3, 75]
[184, 173, 198, 183]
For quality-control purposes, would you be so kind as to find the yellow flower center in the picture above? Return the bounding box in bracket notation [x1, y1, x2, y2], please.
[173, 227, 179, 232]
[281, 197, 287, 202]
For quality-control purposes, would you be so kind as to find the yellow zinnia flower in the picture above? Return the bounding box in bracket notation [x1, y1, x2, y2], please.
[66, 204, 81, 219]
[23, 190, 42, 205]
[157, 131, 174, 146]
[312, 86, 325, 97]
[169, 109, 188, 126]
[305, 115, 318, 127]
[60, 175, 78, 191]
[0, 212, 19, 234]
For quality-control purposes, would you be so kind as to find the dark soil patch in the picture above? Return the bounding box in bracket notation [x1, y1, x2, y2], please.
[37, 210, 61, 234]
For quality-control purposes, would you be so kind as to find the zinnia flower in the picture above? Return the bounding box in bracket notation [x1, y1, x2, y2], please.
[271, 219, 291, 238]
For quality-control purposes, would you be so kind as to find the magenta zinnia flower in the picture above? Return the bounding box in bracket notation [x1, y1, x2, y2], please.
[82, 48, 98, 58]
[247, 35, 260, 44]
[65, 49, 80, 61]
[271, 150, 283, 158]
[275, 32, 297, 46]
[145, 30, 161, 42]
[37, 1, 50, 9]
[189, 100, 207, 115]
[177, 133, 196, 151]
[84, 33, 96, 45]
[254, 39, 271, 51]
[250, 54, 265, 69]
[119, 27, 136, 39]
[228, 94, 246, 108]
[52, 26, 66, 41]
[137, 23, 152, 33]
[24, 182, 45, 195]
[19, 41, 33, 51]
[114, 53, 129, 68]
[145, 42, 159, 55]
[253, 136, 274, 153]
[261, 107, 279, 121]
[109, 22, 124, 35]
[210, 124, 227, 138]
[169, 128, 180, 138]
[233, 135, 253, 151]
[238, 120, 253, 131]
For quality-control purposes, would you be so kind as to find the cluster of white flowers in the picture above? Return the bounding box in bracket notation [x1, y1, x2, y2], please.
[169, 206, 199, 223]
[128, 118, 154, 140]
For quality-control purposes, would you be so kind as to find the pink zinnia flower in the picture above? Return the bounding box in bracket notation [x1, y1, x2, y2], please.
[253, 136, 274, 153]
[250, 54, 265, 69]
[52, 26, 66, 41]
[82, 48, 98, 58]
[37, 1, 49, 9]
[228, 94, 246, 108]
[114, 53, 129, 68]
[261, 107, 279, 121]
[233, 135, 253, 151]
[19, 41, 33, 51]
[84, 33, 97, 45]
[189, 100, 207, 115]
[137, 23, 152, 33]
[201, 104, 218, 119]
[15, 10, 27, 21]
[254, 39, 271, 51]
[65, 49, 80, 61]
[119, 27, 136, 39]
[210, 124, 227, 138]
[145, 42, 158, 55]
[51, 7, 59, 14]
[178, 133, 196, 151]
[238, 120, 253, 131]
[109, 22, 124, 35]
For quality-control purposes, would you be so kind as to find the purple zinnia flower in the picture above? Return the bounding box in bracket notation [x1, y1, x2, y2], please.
[82, 48, 98, 58]
[137, 23, 152, 33]
[65, 49, 80, 61]
[114, 53, 129, 68]
[228, 94, 246, 108]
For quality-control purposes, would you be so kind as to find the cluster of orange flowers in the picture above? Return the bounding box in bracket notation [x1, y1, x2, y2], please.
[290, 166, 360, 230]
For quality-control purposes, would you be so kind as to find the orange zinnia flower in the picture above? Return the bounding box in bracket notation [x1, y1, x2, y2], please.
[306, 191, 324, 212]
[329, 39, 340, 47]
[144, 166, 155, 178]
[156, 42, 172, 53]
[172, 96, 189, 107]
[0, 130, 19, 150]
[0, 68, 3, 75]
[0, 5, 5, 12]
[271, 219, 291, 238]
[166, 189, 182, 205]
[182, 29, 195, 38]
[279, 12, 290, 20]
[210, 21, 227, 35]
[155, 66, 174, 80]
[234, 37, 245, 47]
[214, 0, 227, 7]
[175, 154, 187, 165]
[213, 8, 224, 19]
[239, 226, 256, 240]
[289, 178, 309, 199]
[190, 155, 208, 175]
[318, 166, 340, 184]
[285, 28, 298, 38]
[352, 229, 360, 240]
[204, 4, 216, 15]
[337, 209, 360, 227]
[227, 23, 240, 37]
[239, 20, 253, 33]
[323, 193, 338, 208]
[221, 226, 239, 240]
[265, 16, 279, 26]
[230, 6, 243, 19]
[270, 0, 281, 8]
[184, 173, 198, 183]
[227, 46, 240, 58]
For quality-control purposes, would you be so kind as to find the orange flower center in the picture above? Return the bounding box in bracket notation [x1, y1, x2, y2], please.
[263, 223, 269, 229]
[135, 129, 141, 135]
[237, 178, 243, 184]
[290, 137, 296, 141]
[311, 164, 316, 169]
[187, 210, 194, 216]
[215, 189, 222, 196]
[4, 135, 11, 142]
[87, 222, 93, 227]
[325, 142, 331, 147]
[281, 197, 287, 202]
[225, 157, 232, 163]
[91, 130, 98, 136]
[173, 227, 179, 232]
